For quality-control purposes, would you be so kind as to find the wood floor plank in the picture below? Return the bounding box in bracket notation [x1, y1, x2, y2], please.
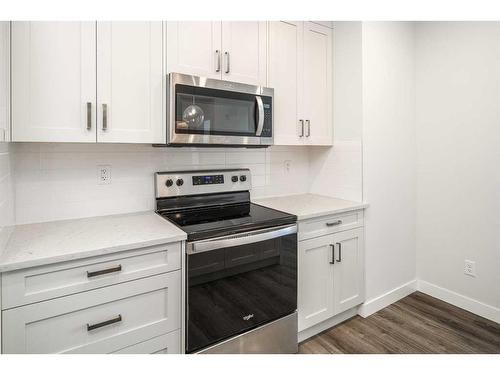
[298, 292, 500, 354]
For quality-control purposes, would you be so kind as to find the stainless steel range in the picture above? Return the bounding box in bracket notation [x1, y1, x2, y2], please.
[155, 169, 298, 354]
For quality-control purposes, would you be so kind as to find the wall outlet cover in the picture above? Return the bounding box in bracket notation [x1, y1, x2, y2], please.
[464, 260, 476, 277]
[98, 165, 111, 185]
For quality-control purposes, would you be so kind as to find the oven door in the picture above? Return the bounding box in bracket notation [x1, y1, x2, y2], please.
[168, 73, 273, 146]
[186, 224, 297, 353]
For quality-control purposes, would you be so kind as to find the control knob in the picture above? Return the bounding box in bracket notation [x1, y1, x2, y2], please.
[176, 178, 184, 186]
[239, 175, 247, 182]
[231, 176, 239, 183]
[165, 179, 173, 187]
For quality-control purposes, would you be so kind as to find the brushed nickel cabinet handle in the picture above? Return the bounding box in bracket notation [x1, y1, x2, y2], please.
[336, 242, 342, 262]
[306, 120, 311, 137]
[215, 50, 221, 72]
[102, 103, 108, 131]
[326, 220, 342, 227]
[87, 264, 122, 278]
[224, 51, 230, 74]
[329, 244, 335, 264]
[86, 102, 92, 130]
[299, 120, 304, 137]
[87, 314, 122, 331]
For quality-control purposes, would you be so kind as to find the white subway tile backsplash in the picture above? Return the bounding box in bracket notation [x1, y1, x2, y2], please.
[12, 144, 312, 224]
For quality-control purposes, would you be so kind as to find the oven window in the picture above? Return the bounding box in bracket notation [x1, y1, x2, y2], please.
[186, 233, 297, 353]
[176, 84, 257, 136]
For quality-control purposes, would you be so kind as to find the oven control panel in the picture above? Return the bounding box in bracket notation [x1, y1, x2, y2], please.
[192, 174, 224, 186]
[155, 169, 251, 198]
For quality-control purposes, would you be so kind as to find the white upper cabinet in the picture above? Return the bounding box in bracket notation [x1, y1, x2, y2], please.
[221, 21, 267, 86]
[0, 22, 10, 142]
[97, 22, 164, 143]
[268, 21, 302, 145]
[11, 21, 165, 144]
[302, 22, 332, 145]
[269, 21, 332, 146]
[11, 22, 97, 142]
[166, 21, 222, 79]
[166, 21, 267, 86]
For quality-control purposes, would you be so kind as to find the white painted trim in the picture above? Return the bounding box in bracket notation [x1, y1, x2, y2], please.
[357, 279, 417, 318]
[417, 280, 500, 324]
[298, 307, 357, 343]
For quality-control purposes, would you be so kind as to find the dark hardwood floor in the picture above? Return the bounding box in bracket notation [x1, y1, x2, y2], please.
[299, 292, 500, 354]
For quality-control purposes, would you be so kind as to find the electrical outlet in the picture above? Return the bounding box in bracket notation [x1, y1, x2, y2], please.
[284, 160, 292, 173]
[464, 260, 476, 277]
[98, 165, 111, 185]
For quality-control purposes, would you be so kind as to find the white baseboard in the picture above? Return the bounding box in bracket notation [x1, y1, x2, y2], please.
[357, 279, 417, 318]
[417, 280, 500, 324]
[298, 307, 357, 343]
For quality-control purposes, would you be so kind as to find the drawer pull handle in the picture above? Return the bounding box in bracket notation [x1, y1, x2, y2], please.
[326, 220, 342, 227]
[87, 314, 122, 331]
[86, 265, 122, 278]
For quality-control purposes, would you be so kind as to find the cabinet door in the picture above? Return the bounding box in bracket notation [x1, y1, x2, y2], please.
[166, 21, 222, 79]
[221, 21, 267, 86]
[11, 22, 96, 142]
[298, 234, 335, 331]
[0, 22, 9, 142]
[268, 21, 303, 145]
[97, 22, 164, 144]
[332, 228, 365, 314]
[302, 22, 332, 145]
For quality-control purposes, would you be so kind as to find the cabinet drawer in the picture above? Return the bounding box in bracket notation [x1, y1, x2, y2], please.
[2, 242, 181, 309]
[2, 271, 181, 354]
[112, 330, 181, 354]
[298, 210, 364, 241]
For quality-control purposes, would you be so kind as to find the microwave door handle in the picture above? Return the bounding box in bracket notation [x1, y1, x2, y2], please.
[255, 96, 264, 136]
[189, 224, 297, 254]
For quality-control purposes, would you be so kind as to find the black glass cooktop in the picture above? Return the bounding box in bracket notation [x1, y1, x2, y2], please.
[157, 201, 296, 241]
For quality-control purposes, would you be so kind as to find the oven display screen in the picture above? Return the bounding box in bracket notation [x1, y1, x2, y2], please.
[192, 174, 224, 185]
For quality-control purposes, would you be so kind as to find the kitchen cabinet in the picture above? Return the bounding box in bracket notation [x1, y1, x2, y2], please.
[298, 212, 364, 332]
[166, 21, 222, 80]
[268, 21, 332, 146]
[221, 21, 267, 85]
[11, 21, 164, 144]
[11, 22, 97, 142]
[0, 22, 10, 142]
[97, 22, 164, 143]
[1, 241, 183, 354]
[298, 235, 335, 330]
[166, 21, 267, 86]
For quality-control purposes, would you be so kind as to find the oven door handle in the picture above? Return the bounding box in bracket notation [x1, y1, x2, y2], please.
[188, 224, 297, 254]
[255, 96, 264, 136]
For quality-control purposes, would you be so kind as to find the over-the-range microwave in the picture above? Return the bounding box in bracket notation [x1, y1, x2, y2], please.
[164, 73, 274, 147]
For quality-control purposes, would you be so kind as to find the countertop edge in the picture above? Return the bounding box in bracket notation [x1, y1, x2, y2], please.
[295, 203, 369, 221]
[0, 233, 186, 273]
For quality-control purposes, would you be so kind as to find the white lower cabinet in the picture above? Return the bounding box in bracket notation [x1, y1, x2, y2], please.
[298, 214, 365, 332]
[112, 330, 180, 354]
[1, 242, 183, 354]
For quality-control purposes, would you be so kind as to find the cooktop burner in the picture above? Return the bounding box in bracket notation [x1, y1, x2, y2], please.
[157, 202, 296, 241]
[154, 169, 296, 241]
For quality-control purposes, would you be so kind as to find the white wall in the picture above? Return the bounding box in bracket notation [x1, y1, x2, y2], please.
[361, 22, 417, 301]
[12, 144, 310, 224]
[309, 21, 363, 202]
[415, 22, 500, 313]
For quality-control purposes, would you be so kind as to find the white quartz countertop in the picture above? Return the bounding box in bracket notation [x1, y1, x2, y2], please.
[253, 194, 368, 220]
[0, 211, 186, 273]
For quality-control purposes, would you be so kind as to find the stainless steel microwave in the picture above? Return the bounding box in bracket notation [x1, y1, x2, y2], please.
[166, 73, 273, 147]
